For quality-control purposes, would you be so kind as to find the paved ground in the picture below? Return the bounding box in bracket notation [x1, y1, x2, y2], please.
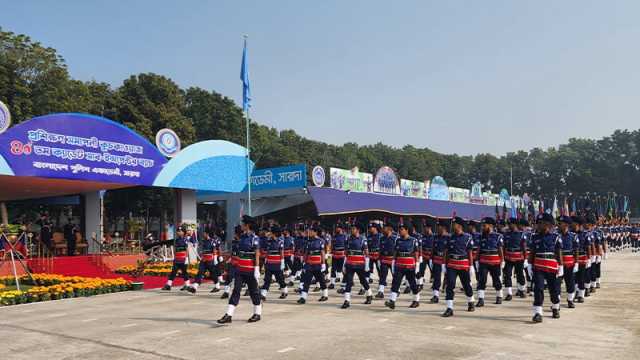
[1, 252, 639, 360]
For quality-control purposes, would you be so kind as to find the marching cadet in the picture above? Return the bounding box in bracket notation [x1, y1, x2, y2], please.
[528, 213, 563, 323]
[384, 222, 421, 309]
[367, 222, 382, 286]
[429, 219, 450, 304]
[162, 225, 192, 291]
[282, 227, 296, 286]
[376, 222, 397, 298]
[342, 223, 373, 309]
[297, 226, 329, 304]
[502, 218, 527, 300]
[573, 216, 593, 303]
[330, 223, 347, 290]
[468, 220, 481, 283]
[217, 216, 262, 324]
[416, 218, 435, 292]
[293, 225, 306, 281]
[403, 221, 423, 294]
[586, 217, 603, 292]
[220, 226, 241, 299]
[260, 226, 288, 300]
[632, 223, 639, 253]
[476, 217, 505, 307]
[519, 218, 534, 294]
[187, 230, 222, 294]
[442, 217, 475, 317]
[557, 215, 579, 308]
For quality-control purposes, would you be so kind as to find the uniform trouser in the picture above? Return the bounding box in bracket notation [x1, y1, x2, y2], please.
[592, 262, 601, 281]
[559, 265, 576, 296]
[367, 259, 380, 278]
[379, 262, 392, 287]
[301, 268, 327, 292]
[503, 260, 525, 289]
[446, 268, 473, 300]
[229, 271, 261, 306]
[472, 260, 480, 282]
[168, 262, 189, 281]
[293, 256, 304, 273]
[194, 260, 220, 284]
[390, 267, 418, 294]
[478, 263, 502, 292]
[431, 263, 443, 291]
[262, 267, 286, 290]
[417, 261, 430, 281]
[344, 266, 369, 293]
[533, 270, 559, 307]
[284, 256, 294, 273]
[331, 257, 345, 278]
[576, 265, 589, 290]
[224, 265, 236, 286]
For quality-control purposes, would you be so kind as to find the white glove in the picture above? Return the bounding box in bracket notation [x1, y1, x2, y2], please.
[391, 260, 396, 274]
[364, 258, 370, 272]
[254, 266, 260, 280]
[321, 263, 326, 272]
[474, 261, 479, 270]
[590, 255, 596, 263]
[290, 255, 294, 262]
[213, 256, 219, 265]
[527, 264, 533, 278]
[429, 259, 433, 268]
[218, 256, 224, 264]
[415, 262, 420, 274]
[501, 261, 505, 270]
[441, 264, 446, 273]
[586, 259, 591, 268]
[280, 259, 285, 271]
[469, 265, 475, 278]
[596, 255, 602, 264]
[557, 266, 564, 277]
[573, 263, 579, 273]
[419, 256, 423, 264]
[523, 259, 529, 267]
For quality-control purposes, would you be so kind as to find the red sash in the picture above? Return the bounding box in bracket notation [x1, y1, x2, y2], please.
[396, 256, 416, 269]
[432, 255, 444, 265]
[447, 258, 470, 271]
[306, 255, 322, 265]
[369, 251, 380, 261]
[332, 250, 345, 259]
[202, 253, 215, 262]
[534, 257, 558, 273]
[236, 258, 256, 272]
[346, 255, 365, 266]
[420, 249, 432, 260]
[283, 249, 294, 257]
[577, 254, 589, 265]
[231, 255, 239, 266]
[266, 254, 282, 264]
[505, 251, 524, 262]
[480, 254, 501, 266]
[175, 251, 187, 261]
[381, 255, 394, 265]
[562, 255, 576, 268]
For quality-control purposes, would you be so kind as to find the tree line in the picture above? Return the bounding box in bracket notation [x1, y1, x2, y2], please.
[1, 28, 638, 219]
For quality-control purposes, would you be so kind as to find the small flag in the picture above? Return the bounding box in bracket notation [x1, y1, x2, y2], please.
[240, 37, 251, 112]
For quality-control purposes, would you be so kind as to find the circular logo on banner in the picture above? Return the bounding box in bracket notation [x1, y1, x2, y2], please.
[155, 128, 181, 157]
[312, 166, 325, 187]
[0, 101, 11, 134]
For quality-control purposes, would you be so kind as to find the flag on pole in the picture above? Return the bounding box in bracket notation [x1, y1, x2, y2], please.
[240, 37, 251, 112]
[552, 196, 559, 218]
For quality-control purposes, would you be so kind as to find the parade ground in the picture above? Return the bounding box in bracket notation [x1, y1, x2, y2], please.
[0, 253, 637, 360]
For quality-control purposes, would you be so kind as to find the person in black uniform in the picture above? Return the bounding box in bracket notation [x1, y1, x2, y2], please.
[528, 213, 563, 323]
[385, 222, 421, 309]
[366, 222, 382, 286]
[329, 223, 347, 290]
[162, 225, 191, 291]
[282, 227, 296, 286]
[342, 223, 372, 308]
[502, 218, 527, 300]
[430, 219, 450, 304]
[297, 226, 328, 303]
[376, 222, 397, 298]
[416, 218, 435, 292]
[261, 226, 288, 300]
[557, 215, 579, 308]
[221, 225, 241, 299]
[187, 230, 222, 293]
[217, 216, 262, 324]
[476, 217, 505, 307]
[442, 217, 475, 317]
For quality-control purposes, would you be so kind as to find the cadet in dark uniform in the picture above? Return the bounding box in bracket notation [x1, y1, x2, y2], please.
[558, 216, 578, 308]
[376, 222, 397, 298]
[502, 218, 527, 300]
[293, 226, 306, 281]
[442, 217, 475, 317]
[297, 226, 328, 303]
[330, 224, 347, 290]
[162, 226, 191, 291]
[586, 216, 602, 293]
[417, 218, 435, 292]
[519, 218, 534, 294]
[221, 226, 241, 299]
[468, 220, 481, 283]
[430, 219, 450, 304]
[476, 217, 505, 307]
[342, 223, 372, 308]
[260, 226, 288, 300]
[384, 223, 420, 309]
[528, 213, 562, 323]
[367, 222, 382, 285]
[187, 230, 222, 293]
[217, 216, 262, 324]
[282, 227, 296, 286]
[574, 216, 593, 303]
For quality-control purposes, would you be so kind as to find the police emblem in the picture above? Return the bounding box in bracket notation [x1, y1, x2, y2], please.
[155, 128, 181, 158]
[0, 100, 11, 134]
[312, 165, 325, 187]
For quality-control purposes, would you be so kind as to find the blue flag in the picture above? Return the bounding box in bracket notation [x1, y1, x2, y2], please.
[240, 38, 251, 112]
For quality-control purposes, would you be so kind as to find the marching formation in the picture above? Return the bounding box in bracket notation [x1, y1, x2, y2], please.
[159, 214, 639, 324]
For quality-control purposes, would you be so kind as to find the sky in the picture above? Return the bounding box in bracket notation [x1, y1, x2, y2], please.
[3, 1, 640, 155]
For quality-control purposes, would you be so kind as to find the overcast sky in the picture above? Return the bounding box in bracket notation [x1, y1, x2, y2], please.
[4, 1, 640, 155]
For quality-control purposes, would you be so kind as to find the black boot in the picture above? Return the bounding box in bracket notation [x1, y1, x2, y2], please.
[385, 300, 395, 309]
[375, 291, 385, 299]
[279, 292, 288, 299]
[532, 313, 542, 323]
[596, 283, 601, 289]
[409, 301, 420, 308]
[495, 297, 502, 305]
[358, 288, 366, 296]
[313, 286, 321, 293]
[567, 300, 575, 308]
[576, 296, 584, 303]
[516, 290, 526, 298]
[248, 314, 261, 323]
[341, 300, 350, 309]
[552, 308, 560, 319]
[180, 285, 188, 291]
[328, 283, 335, 290]
[442, 308, 454, 317]
[337, 288, 345, 294]
[430, 296, 439, 304]
[297, 297, 306, 304]
[210, 287, 220, 293]
[467, 302, 475, 312]
[590, 287, 596, 294]
[187, 286, 196, 294]
[403, 287, 411, 294]
[161, 285, 171, 291]
[220, 292, 229, 299]
[364, 296, 373, 304]
[504, 294, 513, 301]
[217, 314, 232, 324]
[318, 296, 328, 302]
[260, 295, 266, 301]
[476, 298, 485, 307]
[287, 281, 294, 287]
[243, 289, 250, 296]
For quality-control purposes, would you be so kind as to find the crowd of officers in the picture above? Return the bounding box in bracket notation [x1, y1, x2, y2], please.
[160, 213, 639, 324]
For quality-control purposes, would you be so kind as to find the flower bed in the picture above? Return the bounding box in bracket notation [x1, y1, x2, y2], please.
[115, 262, 198, 277]
[0, 274, 132, 306]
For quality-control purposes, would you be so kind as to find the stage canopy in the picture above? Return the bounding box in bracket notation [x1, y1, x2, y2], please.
[308, 186, 496, 220]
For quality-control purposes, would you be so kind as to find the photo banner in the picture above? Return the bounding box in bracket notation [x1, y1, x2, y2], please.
[400, 179, 428, 198]
[373, 166, 400, 195]
[329, 167, 373, 193]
